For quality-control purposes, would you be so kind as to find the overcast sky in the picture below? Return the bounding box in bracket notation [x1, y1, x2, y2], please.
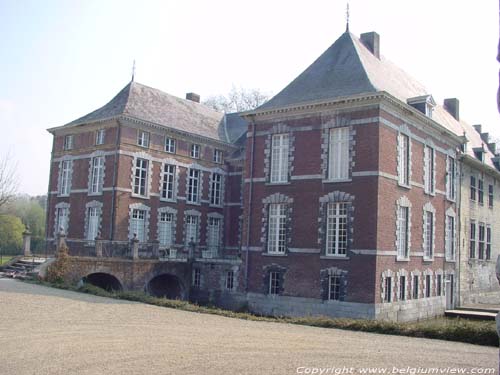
[1, 0, 498, 195]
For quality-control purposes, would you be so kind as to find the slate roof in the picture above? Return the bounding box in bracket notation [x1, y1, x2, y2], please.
[58, 82, 228, 142]
[258, 31, 496, 168]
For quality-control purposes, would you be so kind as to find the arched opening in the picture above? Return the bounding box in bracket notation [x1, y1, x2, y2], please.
[147, 274, 183, 299]
[83, 273, 122, 292]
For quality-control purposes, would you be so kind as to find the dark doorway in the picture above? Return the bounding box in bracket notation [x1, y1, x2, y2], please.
[147, 274, 183, 299]
[83, 273, 122, 292]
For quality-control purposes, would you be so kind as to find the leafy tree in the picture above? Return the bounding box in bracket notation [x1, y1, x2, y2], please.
[0, 214, 25, 254]
[203, 86, 270, 113]
[0, 153, 18, 210]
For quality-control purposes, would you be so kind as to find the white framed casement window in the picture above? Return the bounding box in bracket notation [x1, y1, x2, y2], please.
[63, 135, 74, 150]
[469, 221, 476, 259]
[445, 214, 456, 261]
[446, 156, 456, 201]
[398, 133, 411, 186]
[158, 212, 174, 248]
[488, 184, 494, 208]
[328, 275, 341, 301]
[436, 274, 443, 296]
[478, 222, 486, 259]
[56, 207, 70, 234]
[207, 217, 221, 256]
[165, 137, 176, 153]
[137, 130, 150, 148]
[270, 133, 289, 183]
[58, 160, 72, 196]
[267, 203, 287, 254]
[423, 209, 434, 260]
[95, 129, 105, 145]
[187, 169, 200, 204]
[486, 226, 492, 260]
[130, 209, 146, 242]
[190, 144, 200, 159]
[89, 156, 104, 195]
[399, 275, 406, 301]
[86, 207, 100, 241]
[397, 205, 410, 259]
[383, 276, 392, 302]
[325, 202, 348, 256]
[470, 176, 476, 201]
[424, 145, 435, 194]
[185, 215, 199, 244]
[192, 268, 201, 287]
[213, 149, 223, 164]
[161, 164, 176, 201]
[210, 173, 222, 206]
[225, 270, 234, 290]
[328, 127, 349, 181]
[478, 179, 484, 205]
[133, 158, 149, 197]
[268, 271, 280, 295]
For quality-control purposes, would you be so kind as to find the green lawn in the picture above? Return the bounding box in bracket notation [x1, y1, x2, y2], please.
[0, 256, 14, 265]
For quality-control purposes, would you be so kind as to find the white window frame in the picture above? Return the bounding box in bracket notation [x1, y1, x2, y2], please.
[130, 209, 146, 242]
[446, 156, 456, 201]
[187, 169, 200, 204]
[86, 206, 100, 241]
[396, 203, 410, 260]
[95, 129, 105, 145]
[478, 179, 484, 205]
[327, 127, 350, 181]
[210, 173, 222, 206]
[398, 133, 411, 187]
[470, 176, 477, 201]
[478, 222, 486, 260]
[185, 215, 199, 244]
[269, 271, 280, 295]
[190, 144, 200, 159]
[384, 276, 392, 302]
[89, 156, 104, 195]
[486, 226, 492, 260]
[207, 217, 221, 256]
[424, 145, 435, 195]
[423, 203, 435, 261]
[133, 158, 149, 197]
[470, 221, 476, 259]
[270, 133, 289, 184]
[325, 202, 348, 256]
[158, 212, 174, 248]
[137, 130, 150, 148]
[328, 275, 341, 301]
[56, 207, 70, 235]
[267, 203, 287, 254]
[161, 164, 176, 201]
[488, 184, 494, 208]
[213, 149, 223, 164]
[58, 160, 72, 196]
[165, 137, 176, 153]
[64, 135, 74, 150]
[445, 213, 456, 261]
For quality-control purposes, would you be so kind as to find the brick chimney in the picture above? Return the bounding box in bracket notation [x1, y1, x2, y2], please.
[186, 93, 200, 103]
[360, 32, 380, 59]
[444, 98, 459, 120]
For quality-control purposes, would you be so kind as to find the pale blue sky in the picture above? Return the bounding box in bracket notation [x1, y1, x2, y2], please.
[1, 0, 498, 195]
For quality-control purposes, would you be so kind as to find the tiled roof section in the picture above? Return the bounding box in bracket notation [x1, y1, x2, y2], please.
[222, 113, 249, 144]
[64, 82, 226, 142]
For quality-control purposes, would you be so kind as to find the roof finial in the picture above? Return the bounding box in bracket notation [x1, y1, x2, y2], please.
[345, 3, 350, 32]
[131, 60, 136, 82]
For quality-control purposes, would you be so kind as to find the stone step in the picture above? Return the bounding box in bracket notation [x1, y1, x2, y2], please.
[445, 309, 496, 321]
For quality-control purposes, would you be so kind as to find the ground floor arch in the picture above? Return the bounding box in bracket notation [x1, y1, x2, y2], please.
[82, 272, 123, 292]
[146, 273, 184, 299]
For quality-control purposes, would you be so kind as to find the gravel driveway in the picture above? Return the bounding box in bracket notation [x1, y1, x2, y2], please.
[0, 279, 497, 375]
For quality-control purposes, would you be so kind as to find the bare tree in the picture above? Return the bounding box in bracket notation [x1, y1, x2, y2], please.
[0, 153, 18, 210]
[203, 86, 270, 113]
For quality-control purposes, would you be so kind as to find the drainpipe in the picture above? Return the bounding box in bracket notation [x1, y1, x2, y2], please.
[109, 120, 122, 241]
[244, 116, 256, 292]
[456, 157, 463, 308]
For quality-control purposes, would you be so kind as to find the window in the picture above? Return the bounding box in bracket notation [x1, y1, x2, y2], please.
[165, 137, 176, 153]
[326, 202, 348, 256]
[185, 215, 199, 244]
[190, 144, 200, 159]
[424, 146, 435, 194]
[399, 276, 406, 301]
[423, 210, 434, 259]
[397, 205, 410, 259]
[210, 173, 222, 206]
[213, 149, 223, 164]
[268, 203, 287, 254]
[470, 176, 476, 201]
[161, 164, 176, 201]
[412, 275, 419, 299]
[130, 209, 146, 242]
[478, 179, 484, 205]
[187, 169, 200, 204]
[328, 275, 341, 301]
[437, 274, 442, 296]
[56, 207, 69, 234]
[269, 271, 280, 295]
[425, 275, 431, 298]
[478, 223, 485, 260]
[58, 160, 72, 196]
[225, 271, 234, 290]
[133, 158, 149, 196]
[445, 215, 456, 261]
[384, 277, 392, 302]
[270, 133, 289, 183]
[137, 131, 150, 148]
[192, 268, 201, 288]
[86, 207, 99, 241]
[469, 222, 476, 259]
[64, 135, 74, 150]
[96, 129, 105, 145]
[446, 156, 456, 200]
[207, 217, 221, 255]
[488, 185, 494, 208]
[158, 212, 174, 248]
[328, 127, 350, 180]
[89, 156, 104, 194]
[398, 133, 410, 186]
[486, 227, 492, 260]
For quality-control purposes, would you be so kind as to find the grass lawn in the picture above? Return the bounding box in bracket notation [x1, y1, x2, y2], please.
[0, 256, 14, 265]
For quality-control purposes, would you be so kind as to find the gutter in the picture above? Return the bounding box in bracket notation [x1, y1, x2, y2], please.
[244, 115, 256, 292]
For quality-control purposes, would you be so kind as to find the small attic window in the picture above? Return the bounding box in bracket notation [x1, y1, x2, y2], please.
[473, 147, 484, 162]
[407, 95, 436, 119]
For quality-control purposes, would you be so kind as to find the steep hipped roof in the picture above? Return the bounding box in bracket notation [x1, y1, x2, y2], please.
[58, 82, 226, 142]
[258, 31, 496, 168]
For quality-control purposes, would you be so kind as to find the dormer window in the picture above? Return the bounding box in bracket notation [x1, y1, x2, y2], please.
[473, 147, 484, 162]
[407, 95, 436, 119]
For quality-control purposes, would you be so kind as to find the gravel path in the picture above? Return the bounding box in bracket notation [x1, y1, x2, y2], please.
[0, 279, 497, 375]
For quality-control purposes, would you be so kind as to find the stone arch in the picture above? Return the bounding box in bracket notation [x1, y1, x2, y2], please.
[82, 272, 123, 292]
[146, 273, 185, 300]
